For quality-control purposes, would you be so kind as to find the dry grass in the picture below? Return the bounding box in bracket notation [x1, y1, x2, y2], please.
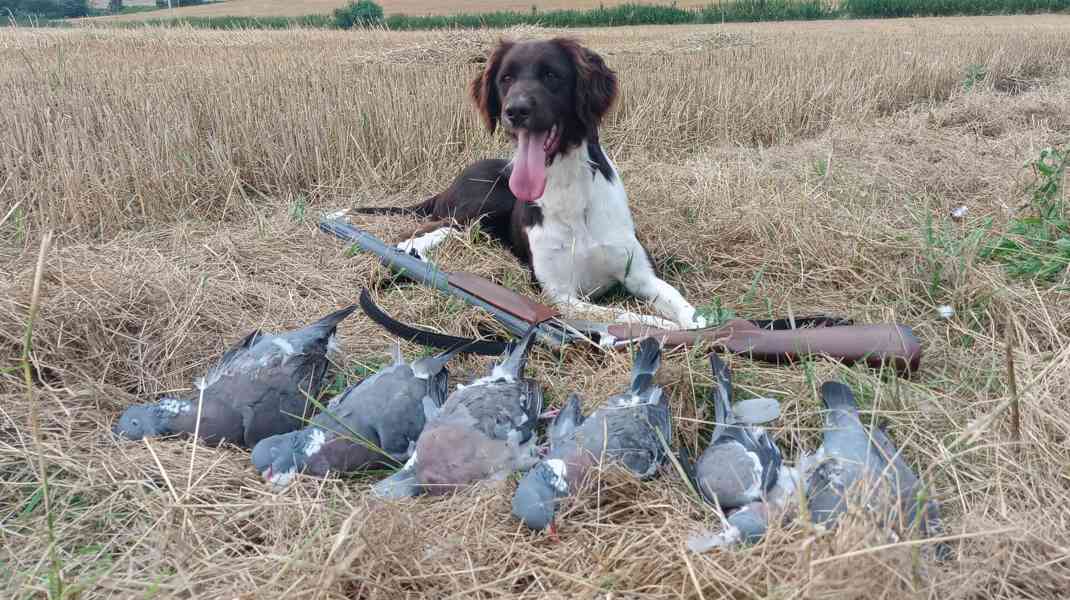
[2, 15, 1070, 599]
[88, 0, 718, 22]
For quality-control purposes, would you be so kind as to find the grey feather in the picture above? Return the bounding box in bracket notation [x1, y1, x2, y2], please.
[548, 393, 584, 451]
[391, 326, 544, 497]
[252, 342, 463, 489]
[805, 381, 944, 551]
[114, 304, 357, 449]
[732, 397, 781, 425]
[513, 337, 672, 531]
[693, 353, 783, 510]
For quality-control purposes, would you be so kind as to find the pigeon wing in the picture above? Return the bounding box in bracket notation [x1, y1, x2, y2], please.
[549, 393, 585, 450]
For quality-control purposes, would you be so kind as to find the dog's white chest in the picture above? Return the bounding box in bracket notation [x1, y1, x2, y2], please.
[526, 149, 639, 298]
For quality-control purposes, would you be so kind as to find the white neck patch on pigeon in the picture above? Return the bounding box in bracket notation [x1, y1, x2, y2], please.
[158, 398, 192, 415]
[304, 428, 327, 456]
[476, 364, 515, 385]
[272, 337, 296, 355]
[544, 459, 569, 493]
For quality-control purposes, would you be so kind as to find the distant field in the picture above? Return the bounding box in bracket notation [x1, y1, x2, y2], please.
[90, 0, 719, 21]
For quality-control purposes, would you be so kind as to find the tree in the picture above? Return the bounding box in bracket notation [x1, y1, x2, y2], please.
[333, 0, 384, 29]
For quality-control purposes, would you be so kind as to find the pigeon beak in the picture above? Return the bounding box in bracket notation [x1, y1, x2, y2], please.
[264, 466, 273, 481]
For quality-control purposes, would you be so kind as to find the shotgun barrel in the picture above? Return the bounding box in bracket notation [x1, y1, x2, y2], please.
[318, 214, 571, 349]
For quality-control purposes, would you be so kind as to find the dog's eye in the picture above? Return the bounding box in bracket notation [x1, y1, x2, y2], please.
[501, 74, 513, 84]
[543, 71, 559, 82]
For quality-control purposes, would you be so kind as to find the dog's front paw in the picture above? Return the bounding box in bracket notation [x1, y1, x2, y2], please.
[675, 309, 708, 330]
[396, 240, 428, 262]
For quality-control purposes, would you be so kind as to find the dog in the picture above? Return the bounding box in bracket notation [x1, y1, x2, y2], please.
[354, 37, 706, 331]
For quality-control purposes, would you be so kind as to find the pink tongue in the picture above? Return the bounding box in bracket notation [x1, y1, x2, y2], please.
[509, 130, 549, 203]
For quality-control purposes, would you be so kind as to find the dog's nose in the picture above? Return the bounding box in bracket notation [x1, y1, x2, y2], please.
[504, 99, 532, 127]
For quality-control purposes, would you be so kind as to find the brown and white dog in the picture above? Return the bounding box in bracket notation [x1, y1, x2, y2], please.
[356, 37, 706, 330]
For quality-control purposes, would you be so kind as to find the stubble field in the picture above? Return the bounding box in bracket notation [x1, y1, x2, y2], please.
[2, 15, 1070, 599]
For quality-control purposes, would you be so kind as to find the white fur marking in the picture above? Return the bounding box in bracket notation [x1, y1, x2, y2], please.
[397, 227, 452, 262]
[327, 333, 340, 356]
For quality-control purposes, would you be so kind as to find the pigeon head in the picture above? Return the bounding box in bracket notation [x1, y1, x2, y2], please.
[253, 428, 325, 489]
[512, 460, 569, 531]
[112, 398, 188, 440]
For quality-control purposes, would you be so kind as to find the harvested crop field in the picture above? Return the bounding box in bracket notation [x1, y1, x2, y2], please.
[3, 14, 1070, 599]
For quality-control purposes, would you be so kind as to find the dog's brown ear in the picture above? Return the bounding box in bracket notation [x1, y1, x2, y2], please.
[554, 38, 618, 133]
[469, 40, 514, 134]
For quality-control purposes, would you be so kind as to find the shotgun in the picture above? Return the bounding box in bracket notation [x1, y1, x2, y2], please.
[320, 211, 922, 376]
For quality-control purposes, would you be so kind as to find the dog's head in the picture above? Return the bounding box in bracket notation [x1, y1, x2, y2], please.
[469, 38, 618, 202]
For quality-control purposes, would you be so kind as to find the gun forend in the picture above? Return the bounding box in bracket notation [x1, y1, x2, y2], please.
[606, 319, 922, 375]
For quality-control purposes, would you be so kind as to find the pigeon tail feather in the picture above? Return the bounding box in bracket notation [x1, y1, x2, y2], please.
[628, 337, 662, 394]
[549, 392, 585, 449]
[300, 303, 359, 338]
[676, 446, 705, 503]
[820, 381, 858, 412]
[413, 340, 473, 379]
[708, 353, 735, 442]
[495, 325, 538, 379]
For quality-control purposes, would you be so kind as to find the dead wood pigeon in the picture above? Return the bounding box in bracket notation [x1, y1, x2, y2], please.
[690, 353, 783, 511]
[250, 342, 465, 489]
[373, 326, 543, 498]
[804, 381, 944, 547]
[113, 304, 357, 448]
[685, 464, 803, 552]
[511, 336, 672, 532]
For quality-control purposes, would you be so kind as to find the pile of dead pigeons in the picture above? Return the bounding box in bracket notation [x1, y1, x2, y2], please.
[112, 304, 946, 554]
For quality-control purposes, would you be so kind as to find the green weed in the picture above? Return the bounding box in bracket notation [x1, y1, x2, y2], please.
[287, 195, 308, 223]
[982, 146, 1069, 282]
[697, 297, 736, 326]
[963, 63, 988, 91]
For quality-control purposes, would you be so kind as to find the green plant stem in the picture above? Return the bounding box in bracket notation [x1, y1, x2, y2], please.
[24, 230, 62, 598]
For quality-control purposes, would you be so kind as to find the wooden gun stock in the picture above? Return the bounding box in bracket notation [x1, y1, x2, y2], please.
[445, 272, 559, 325]
[605, 320, 922, 374]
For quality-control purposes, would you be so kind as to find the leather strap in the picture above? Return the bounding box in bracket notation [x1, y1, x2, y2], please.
[359, 288, 511, 356]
